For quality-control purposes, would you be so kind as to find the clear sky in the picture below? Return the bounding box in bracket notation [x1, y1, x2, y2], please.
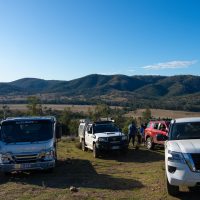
[0, 0, 200, 82]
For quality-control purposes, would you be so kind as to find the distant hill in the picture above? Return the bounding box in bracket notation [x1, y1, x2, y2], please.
[1, 74, 200, 111]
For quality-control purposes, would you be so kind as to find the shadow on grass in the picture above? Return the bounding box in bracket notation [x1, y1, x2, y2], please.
[101, 147, 164, 163]
[175, 191, 200, 200]
[0, 159, 144, 190]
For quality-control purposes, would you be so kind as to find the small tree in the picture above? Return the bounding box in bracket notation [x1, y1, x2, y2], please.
[27, 96, 42, 116]
[142, 108, 152, 122]
[93, 103, 111, 121]
[2, 104, 10, 119]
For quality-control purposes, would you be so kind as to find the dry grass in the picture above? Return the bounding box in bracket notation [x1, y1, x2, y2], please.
[1, 104, 200, 118]
[1, 139, 200, 199]
[126, 109, 200, 119]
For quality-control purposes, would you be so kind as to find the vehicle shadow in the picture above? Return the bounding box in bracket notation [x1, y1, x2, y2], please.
[0, 159, 144, 190]
[102, 147, 164, 163]
[175, 190, 200, 200]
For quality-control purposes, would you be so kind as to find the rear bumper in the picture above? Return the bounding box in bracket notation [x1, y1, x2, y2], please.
[0, 161, 55, 172]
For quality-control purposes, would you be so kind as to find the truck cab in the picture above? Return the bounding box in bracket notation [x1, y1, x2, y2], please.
[79, 119, 128, 158]
[0, 116, 61, 173]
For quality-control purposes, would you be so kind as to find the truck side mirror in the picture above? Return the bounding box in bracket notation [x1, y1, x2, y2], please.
[56, 125, 62, 139]
[88, 127, 92, 134]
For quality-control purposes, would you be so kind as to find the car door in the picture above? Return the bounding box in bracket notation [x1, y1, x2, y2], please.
[151, 122, 160, 143]
[85, 125, 94, 149]
[156, 122, 168, 144]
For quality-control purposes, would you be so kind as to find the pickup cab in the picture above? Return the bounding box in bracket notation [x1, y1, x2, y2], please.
[145, 120, 169, 150]
[157, 117, 200, 196]
[79, 120, 128, 158]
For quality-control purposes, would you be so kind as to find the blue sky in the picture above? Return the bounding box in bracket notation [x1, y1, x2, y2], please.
[0, 0, 200, 82]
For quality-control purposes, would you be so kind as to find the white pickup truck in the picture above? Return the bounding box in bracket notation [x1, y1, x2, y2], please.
[157, 117, 200, 196]
[79, 119, 128, 158]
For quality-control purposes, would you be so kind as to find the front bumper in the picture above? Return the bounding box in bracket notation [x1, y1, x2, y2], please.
[0, 160, 55, 172]
[167, 161, 200, 187]
[96, 140, 128, 151]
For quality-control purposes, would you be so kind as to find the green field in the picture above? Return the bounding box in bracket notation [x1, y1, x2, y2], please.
[0, 139, 200, 200]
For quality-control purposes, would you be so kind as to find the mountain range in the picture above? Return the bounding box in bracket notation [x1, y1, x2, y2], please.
[1, 74, 200, 111]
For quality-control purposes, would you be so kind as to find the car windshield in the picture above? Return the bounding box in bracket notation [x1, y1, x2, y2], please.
[93, 123, 119, 133]
[171, 122, 200, 140]
[0, 120, 53, 143]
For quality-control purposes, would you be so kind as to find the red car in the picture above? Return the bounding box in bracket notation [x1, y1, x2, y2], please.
[145, 120, 170, 150]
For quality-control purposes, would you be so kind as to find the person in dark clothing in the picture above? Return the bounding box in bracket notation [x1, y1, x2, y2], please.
[128, 121, 138, 148]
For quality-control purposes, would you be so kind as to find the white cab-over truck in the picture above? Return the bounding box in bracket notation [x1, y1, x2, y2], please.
[157, 117, 200, 196]
[0, 116, 61, 173]
[79, 119, 128, 158]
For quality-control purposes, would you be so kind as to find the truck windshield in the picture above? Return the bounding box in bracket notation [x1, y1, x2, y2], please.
[0, 120, 53, 143]
[171, 122, 200, 140]
[93, 123, 119, 133]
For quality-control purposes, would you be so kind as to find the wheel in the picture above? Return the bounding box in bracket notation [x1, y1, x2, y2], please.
[4, 172, 11, 176]
[188, 186, 199, 192]
[121, 147, 128, 154]
[166, 175, 179, 196]
[93, 143, 99, 158]
[81, 139, 86, 151]
[45, 168, 54, 173]
[146, 137, 155, 150]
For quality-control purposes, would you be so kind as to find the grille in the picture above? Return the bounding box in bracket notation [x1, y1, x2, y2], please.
[108, 136, 121, 143]
[13, 154, 38, 163]
[191, 154, 200, 170]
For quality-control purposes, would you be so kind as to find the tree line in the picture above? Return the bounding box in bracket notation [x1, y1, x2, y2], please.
[0, 96, 153, 136]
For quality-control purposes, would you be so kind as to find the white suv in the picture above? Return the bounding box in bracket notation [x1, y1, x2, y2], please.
[157, 117, 200, 196]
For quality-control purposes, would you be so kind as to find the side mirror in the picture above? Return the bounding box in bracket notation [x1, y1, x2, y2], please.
[156, 134, 168, 141]
[56, 125, 62, 139]
[88, 127, 92, 134]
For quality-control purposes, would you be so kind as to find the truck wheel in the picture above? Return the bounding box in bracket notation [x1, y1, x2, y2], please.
[45, 168, 54, 173]
[81, 139, 86, 151]
[146, 137, 155, 150]
[166, 176, 179, 196]
[93, 143, 99, 158]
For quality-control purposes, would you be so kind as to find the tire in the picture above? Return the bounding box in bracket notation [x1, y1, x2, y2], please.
[4, 172, 11, 176]
[121, 147, 128, 154]
[45, 168, 54, 173]
[81, 139, 86, 151]
[93, 143, 99, 158]
[146, 137, 155, 150]
[166, 176, 179, 196]
[188, 186, 199, 192]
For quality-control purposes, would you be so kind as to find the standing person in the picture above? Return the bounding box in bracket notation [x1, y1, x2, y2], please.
[140, 123, 145, 145]
[128, 121, 138, 148]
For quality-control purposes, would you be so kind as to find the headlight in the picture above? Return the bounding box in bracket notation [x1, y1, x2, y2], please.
[0, 153, 13, 164]
[98, 137, 108, 142]
[41, 150, 55, 161]
[122, 135, 128, 140]
[168, 150, 185, 164]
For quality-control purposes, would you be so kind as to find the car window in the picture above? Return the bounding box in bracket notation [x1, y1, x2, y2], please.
[171, 122, 200, 140]
[146, 122, 151, 128]
[159, 123, 166, 131]
[153, 123, 159, 129]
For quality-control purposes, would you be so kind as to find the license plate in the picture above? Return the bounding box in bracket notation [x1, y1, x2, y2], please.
[112, 146, 120, 150]
[15, 163, 31, 169]
[15, 164, 21, 169]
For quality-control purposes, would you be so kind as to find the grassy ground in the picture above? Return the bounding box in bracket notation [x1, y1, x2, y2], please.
[0, 139, 200, 200]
